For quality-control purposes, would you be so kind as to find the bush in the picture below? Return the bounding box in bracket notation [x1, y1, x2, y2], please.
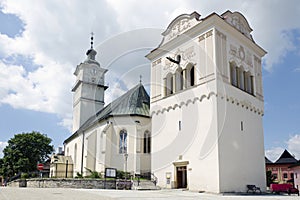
[84, 168, 101, 179]
[21, 173, 29, 179]
[75, 172, 83, 178]
[117, 170, 130, 179]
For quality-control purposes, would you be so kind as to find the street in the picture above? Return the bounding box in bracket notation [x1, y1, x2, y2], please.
[0, 187, 299, 200]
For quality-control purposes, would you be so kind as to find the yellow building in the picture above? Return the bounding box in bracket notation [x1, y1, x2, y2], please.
[50, 155, 74, 178]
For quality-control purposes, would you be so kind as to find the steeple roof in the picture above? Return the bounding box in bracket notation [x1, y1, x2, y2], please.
[93, 83, 150, 121]
[275, 149, 297, 164]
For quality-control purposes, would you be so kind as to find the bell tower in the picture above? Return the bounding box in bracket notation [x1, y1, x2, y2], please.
[72, 33, 108, 133]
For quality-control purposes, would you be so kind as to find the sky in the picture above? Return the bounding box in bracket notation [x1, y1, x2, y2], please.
[0, 0, 299, 162]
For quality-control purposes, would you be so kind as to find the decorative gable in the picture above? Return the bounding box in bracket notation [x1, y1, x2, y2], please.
[160, 12, 201, 46]
[222, 11, 253, 41]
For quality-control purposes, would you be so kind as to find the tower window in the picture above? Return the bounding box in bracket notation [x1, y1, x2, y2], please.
[175, 67, 183, 92]
[229, 62, 254, 95]
[179, 121, 182, 131]
[230, 62, 237, 86]
[119, 129, 127, 154]
[189, 66, 195, 86]
[165, 73, 174, 96]
[186, 64, 195, 87]
[241, 121, 244, 131]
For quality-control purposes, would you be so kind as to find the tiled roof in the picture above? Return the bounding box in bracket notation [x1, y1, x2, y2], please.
[275, 149, 297, 164]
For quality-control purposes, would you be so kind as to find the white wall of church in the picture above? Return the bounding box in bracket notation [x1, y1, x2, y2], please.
[65, 115, 151, 177]
[64, 135, 83, 176]
[106, 116, 151, 175]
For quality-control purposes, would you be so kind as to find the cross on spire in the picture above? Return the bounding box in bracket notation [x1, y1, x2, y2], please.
[139, 75, 142, 84]
[90, 32, 94, 49]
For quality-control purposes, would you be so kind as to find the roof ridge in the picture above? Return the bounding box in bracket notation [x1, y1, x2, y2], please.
[275, 149, 297, 164]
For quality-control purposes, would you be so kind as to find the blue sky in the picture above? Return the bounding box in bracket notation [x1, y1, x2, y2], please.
[0, 0, 299, 161]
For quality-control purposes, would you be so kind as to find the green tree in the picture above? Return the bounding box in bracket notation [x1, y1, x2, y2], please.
[1, 131, 54, 178]
[266, 170, 276, 187]
[0, 158, 3, 175]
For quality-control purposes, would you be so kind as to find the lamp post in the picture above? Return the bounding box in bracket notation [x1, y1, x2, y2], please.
[124, 153, 128, 180]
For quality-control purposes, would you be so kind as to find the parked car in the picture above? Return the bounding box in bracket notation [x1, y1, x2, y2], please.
[270, 183, 299, 195]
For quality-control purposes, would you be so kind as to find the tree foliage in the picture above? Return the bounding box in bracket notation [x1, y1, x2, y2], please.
[266, 170, 276, 187]
[0, 131, 54, 178]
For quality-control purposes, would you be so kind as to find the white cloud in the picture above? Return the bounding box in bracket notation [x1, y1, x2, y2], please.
[287, 134, 300, 159]
[0, 0, 299, 132]
[266, 134, 300, 162]
[0, 141, 8, 158]
[0, 0, 120, 131]
[294, 68, 300, 72]
[265, 147, 285, 162]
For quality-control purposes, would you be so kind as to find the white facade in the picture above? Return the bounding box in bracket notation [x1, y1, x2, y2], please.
[146, 11, 266, 193]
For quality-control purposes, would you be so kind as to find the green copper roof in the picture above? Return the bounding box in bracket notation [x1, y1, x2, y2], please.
[80, 83, 150, 131]
[64, 83, 150, 144]
[98, 83, 149, 118]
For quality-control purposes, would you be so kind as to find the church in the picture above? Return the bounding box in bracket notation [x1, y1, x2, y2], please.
[63, 43, 151, 178]
[64, 10, 266, 193]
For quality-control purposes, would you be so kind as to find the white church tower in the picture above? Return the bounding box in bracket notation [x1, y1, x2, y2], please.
[146, 11, 266, 193]
[72, 34, 108, 132]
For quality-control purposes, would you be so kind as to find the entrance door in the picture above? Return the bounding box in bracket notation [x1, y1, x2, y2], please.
[176, 166, 187, 188]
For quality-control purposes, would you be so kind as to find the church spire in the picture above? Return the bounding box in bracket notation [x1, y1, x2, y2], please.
[86, 32, 97, 60]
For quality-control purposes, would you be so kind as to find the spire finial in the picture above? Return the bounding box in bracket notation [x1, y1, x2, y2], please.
[139, 75, 142, 84]
[90, 32, 94, 49]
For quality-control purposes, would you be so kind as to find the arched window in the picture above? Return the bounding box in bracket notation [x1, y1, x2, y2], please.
[244, 71, 254, 95]
[230, 62, 254, 95]
[165, 73, 174, 96]
[190, 66, 195, 86]
[143, 131, 151, 154]
[244, 71, 250, 93]
[230, 62, 237, 87]
[74, 144, 77, 167]
[250, 75, 254, 94]
[186, 64, 195, 87]
[237, 67, 245, 90]
[175, 67, 183, 92]
[119, 129, 127, 154]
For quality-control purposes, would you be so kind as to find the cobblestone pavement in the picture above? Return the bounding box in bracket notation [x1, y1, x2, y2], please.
[0, 187, 299, 200]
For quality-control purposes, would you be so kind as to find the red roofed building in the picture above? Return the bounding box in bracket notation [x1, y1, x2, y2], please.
[266, 149, 298, 184]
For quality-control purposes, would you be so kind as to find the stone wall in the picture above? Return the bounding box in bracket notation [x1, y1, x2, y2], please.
[8, 178, 117, 189]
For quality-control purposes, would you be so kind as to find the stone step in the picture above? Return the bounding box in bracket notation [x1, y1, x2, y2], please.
[132, 180, 161, 190]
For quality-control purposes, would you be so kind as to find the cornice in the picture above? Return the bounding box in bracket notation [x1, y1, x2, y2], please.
[151, 92, 264, 116]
